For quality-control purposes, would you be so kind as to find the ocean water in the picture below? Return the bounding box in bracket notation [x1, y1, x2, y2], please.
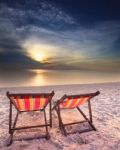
[0, 69, 120, 87]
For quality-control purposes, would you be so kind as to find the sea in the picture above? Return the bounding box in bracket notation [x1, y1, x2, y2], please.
[0, 69, 120, 87]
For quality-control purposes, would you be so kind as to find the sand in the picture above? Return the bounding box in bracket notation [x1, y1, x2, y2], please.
[0, 82, 120, 150]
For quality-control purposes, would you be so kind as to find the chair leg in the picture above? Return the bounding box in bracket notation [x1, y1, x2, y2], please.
[7, 111, 19, 146]
[55, 108, 60, 128]
[77, 107, 96, 130]
[43, 109, 50, 140]
[88, 100, 93, 123]
[9, 102, 12, 134]
[49, 101, 52, 128]
[56, 106, 67, 136]
[8, 102, 12, 146]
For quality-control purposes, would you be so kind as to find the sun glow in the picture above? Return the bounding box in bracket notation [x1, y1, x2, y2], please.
[24, 44, 52, 63]
[30, 49, 47, 62]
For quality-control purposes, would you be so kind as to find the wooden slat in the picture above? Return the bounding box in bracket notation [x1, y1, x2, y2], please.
[11, 124, 50, 130]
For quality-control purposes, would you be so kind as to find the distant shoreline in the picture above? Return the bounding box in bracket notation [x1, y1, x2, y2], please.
[0, 81, 120, 89]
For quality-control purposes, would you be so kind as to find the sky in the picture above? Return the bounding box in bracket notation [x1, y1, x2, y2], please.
[0, 0, 120, 72]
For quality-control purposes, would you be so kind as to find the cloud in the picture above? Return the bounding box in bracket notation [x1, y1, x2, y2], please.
[0, 1, 76, 30]
[0, 0, 120, 71]
[0, 20, 22, 52]
[21, 20, 120, 58]
[0, 50, 49, 69]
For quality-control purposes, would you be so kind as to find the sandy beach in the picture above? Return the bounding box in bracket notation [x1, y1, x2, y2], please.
[0, 82, 120, 150]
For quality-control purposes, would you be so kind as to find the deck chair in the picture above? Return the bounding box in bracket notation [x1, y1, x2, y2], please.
[6, 91, 54, 146]
[53, 91, 100, 136]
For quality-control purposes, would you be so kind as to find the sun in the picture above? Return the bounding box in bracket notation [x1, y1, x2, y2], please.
[35, 53, 44, 62]
[30, 49, 47, 62]
[25, 44, 49, 63]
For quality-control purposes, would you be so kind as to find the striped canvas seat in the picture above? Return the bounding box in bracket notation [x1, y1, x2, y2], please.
[60, 96, 91, 109]
[11, 95, 49, 111]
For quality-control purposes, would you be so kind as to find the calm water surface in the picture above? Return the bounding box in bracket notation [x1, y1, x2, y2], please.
[0, 69, 120, 87]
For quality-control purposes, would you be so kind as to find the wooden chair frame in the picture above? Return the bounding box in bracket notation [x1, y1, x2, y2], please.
[6, 91, 54, 146]
[53, 91, 100, 136]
